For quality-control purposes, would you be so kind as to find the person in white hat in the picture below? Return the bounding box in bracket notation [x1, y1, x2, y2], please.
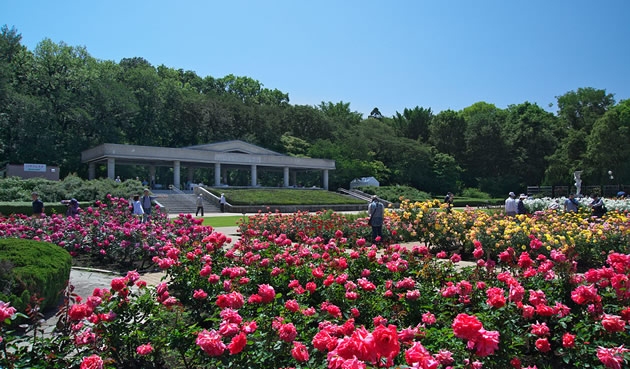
[505, 192, 517, 217]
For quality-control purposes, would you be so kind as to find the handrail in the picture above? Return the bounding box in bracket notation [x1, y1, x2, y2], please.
[338, 188, 371, 201]
[194, 186, 231, 207]
[169, 185, 198, 206]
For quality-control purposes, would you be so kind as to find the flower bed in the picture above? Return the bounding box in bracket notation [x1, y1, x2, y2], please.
[1, 199, 629, 368]
[0, 195, 211, 270]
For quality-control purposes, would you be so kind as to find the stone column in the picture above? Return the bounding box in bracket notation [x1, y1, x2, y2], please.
[291, 171, 297, 186]
[187, 167, 194, 188]
[149, 166, 156, 188]
[283, 167, 290, 187]
[323, 169, 329, 190]
[88, 163, 95, 180]
[215, 163, 221, 186]
[251, 165, 257, 187]
[173, 160, 181, 189]
[107, 158, 115, 179]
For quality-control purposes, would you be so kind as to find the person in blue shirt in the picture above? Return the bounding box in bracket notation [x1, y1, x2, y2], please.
[564, 193, 579, 213]
[31, 192, 44, 218]
[368, 196, 384, 243]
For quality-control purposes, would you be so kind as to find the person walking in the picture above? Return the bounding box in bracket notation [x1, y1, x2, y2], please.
[196, 195, 204, 217]
[564, 193, 580, 213]
[141, 189, 157, 223]
[132, 195, 144, 219]
[517, 194, 527, 215]
[505, 192, 518, 217]
[368, 195, 385, 243]
[444, 192, 454, 213]
[220, 193, 226, 213]
[31, 192, 45, 218]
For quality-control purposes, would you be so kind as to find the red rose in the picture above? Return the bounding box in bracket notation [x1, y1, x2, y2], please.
[535, 338, 551, 352]
[291, 341, 309, 362]
[68, 304, 89, 321]
[562, 333, 575, 348]
[80, 355, 103, 369]
[601, 314, 625, 333]
[257, 284, 276, 304]
[228, 332, 247, 355]
[372, 324, 400, 363]
[110, 277, 127, 292]
[136, 343, 153, 355]
[452, 314, 483, 340]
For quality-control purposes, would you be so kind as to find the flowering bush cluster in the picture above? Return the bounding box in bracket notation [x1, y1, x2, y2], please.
[524, 197, 630, 213]
[239, 209, 394, 245]
[1, 198, 629, 368]
[387, 200, 630, 267]
[0, 195, 211, 268]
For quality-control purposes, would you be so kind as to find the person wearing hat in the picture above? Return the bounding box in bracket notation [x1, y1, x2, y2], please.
[368, 195, 385, 243]
[505, 192, 517, 217]
[61, 198, 80, 217]
[220, 193, 227, 213]
[517, 194, 527, 215]
[31, 192, 44, 218]
[444, 192, 454, 213]
[588, 193, 606, 217]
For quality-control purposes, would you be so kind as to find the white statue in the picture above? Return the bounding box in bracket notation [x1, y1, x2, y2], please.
[574, 171, 583, 196]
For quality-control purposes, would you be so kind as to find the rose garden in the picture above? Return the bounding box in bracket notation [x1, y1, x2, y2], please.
[0, 195, 629, 369]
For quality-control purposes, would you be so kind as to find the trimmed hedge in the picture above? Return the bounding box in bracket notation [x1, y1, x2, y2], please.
[0, 239, 71, 314]
[452, 197, 504, 207]
[0, 175, 145, 202]
[0, 201, 94, 216]
[206, 188, 365, 205]
[356, 185, 432, 203]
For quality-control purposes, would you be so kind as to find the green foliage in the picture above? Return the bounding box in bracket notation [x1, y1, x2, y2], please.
[460, 187, 491, 199]
[451, 197, 504, 207]
[0, 239, 71, 313]
[356, 185, 431, 203]
[0, 201, 93, 216]
[0, 175, 144, 202]
[206, 188, 365, 205]
[1, 25, 628, 198]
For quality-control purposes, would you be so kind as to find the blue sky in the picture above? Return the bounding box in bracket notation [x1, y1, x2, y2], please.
[2, 0, 629, 117]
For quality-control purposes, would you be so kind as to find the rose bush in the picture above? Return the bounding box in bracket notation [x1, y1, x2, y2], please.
[0, 195, 211, 269]
[1, 197, 629, 368]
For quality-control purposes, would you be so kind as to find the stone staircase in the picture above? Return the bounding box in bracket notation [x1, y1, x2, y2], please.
[155, 191, 219, 214]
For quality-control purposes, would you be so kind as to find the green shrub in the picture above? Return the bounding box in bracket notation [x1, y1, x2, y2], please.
[0, 201, 94, 216]
[356, 185, 432, 203]
[206, 188, 364, 205]
[460, 187, 491, 199]
[0, 175, 144, 202]
[452, 197, 504, 207]
[0, 239, 71, 314]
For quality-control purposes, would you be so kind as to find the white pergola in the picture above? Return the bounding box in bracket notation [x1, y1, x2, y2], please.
[81, 140, 335, 190]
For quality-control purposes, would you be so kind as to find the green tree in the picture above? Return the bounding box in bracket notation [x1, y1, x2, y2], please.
[503, 102, 560, 186]
[317, 101, 363, 128]
[391, 106, 433, 141]
[585, 99, 630, 183]
[428, 109, 466, 161]
[556, 87, 615, 131]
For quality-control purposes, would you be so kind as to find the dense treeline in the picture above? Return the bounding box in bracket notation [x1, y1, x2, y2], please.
[1, 26, 629, 196]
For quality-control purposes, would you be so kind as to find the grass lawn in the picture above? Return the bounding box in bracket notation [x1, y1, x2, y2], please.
[206, 188, 365, 205]
[200, 215, 247, 227]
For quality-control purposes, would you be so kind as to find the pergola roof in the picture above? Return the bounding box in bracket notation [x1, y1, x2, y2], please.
[81, 141, 335, 170]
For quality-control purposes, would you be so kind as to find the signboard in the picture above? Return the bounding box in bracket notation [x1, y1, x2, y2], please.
[24, 164, 47, 172]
